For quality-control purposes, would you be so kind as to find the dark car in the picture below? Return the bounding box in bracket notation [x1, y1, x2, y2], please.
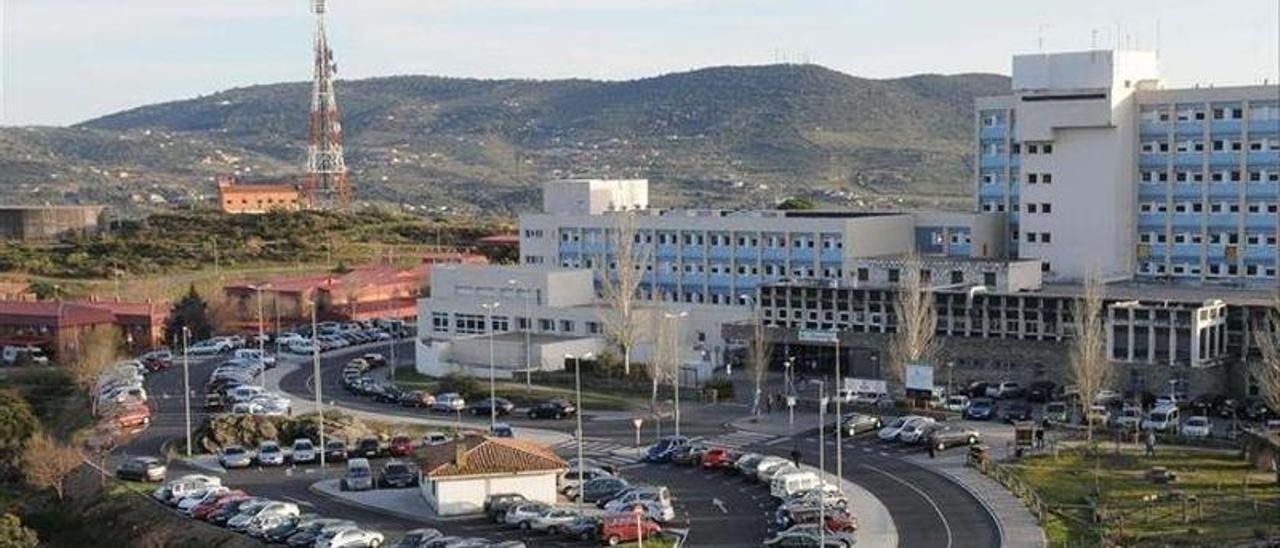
[209, 497, 261, 526]
[966, 381, 992, 399]
[484, 493, 529, 523]
[469, 397, 515, 417]
[644, 436, 690, 463]
[841, 413, 883, 436]
[1001, 401, 1033, 423]
[398, 390, 434, 408]
[560, 515, 602, 542]
[369, 382, 404, 403]
[354, 437, 383, 458]
[964, 399, 996, 420]
[1217, 398, 1244, 419]
[575, 477, 630, 503]
[261, 515, 306, 543]
[670, 444, 711, 465]
[379, 460, 420, 488]
[1242, 399, 1274, 421]
[115, 456, 166, 482]
[1189, 394, 1225, 417]
[527, 399, 576, 419]
[926, 425, 981, 450]
[324, 439, 348, 462]
[362, 353, 388, 368]
[1026, 381, 1058, 403]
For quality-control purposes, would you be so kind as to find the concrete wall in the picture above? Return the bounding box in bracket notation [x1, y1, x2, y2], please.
[422, 472, 559, 516]
[0, 206, 103, 242]
[542, 179, 649, 216]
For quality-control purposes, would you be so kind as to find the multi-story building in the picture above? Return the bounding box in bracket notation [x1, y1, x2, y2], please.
[976, 50, 1279, 286]
[216, 175, 303, 214]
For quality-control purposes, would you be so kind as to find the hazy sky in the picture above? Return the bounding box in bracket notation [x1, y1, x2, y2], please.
[1, 0, 1277, 126]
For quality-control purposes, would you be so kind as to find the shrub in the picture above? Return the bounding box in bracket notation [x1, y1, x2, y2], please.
[702, 376, 736, 400]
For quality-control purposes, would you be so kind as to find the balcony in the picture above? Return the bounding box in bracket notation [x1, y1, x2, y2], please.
[1247, 182, 1279, 198]
[707, 246, 731, 260]
[681, 247, 704, 260]
[1169, 244, 1202, 261]
[1247, 120, 1280, 135]
[1173, 153, 1203, 167]
[1207, 182, 1241, 199]
[979, 155, 1007, 169]
[1245, 245, 1276, 260]
[789, 248, 815, 262]
[1138, 213, 1167, 230]
[1170, 184, 1202, 200]
[1139, 122, 1169, 137]
[1206, 213, 1239, 229]
[1137, 183, 1167, 200]
[1169, 213, 1201, 228]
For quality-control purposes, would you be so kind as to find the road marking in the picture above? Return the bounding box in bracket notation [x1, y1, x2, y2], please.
[862, 463, 953, 548]
[762, 437, 791, 447]
[711, 498, 728, 514]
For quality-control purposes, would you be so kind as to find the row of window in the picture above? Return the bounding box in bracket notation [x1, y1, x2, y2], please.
[1139, 232, 1279, 246]
[1140, 104, 1280, 123]
[1140, 169, 1280, 183]
[1139, 201, 1280, 214]
[1137, 262, 1277, 278]
[1024, 232, 1052, 244]
[556, 230, 845, 250]
[1024, 203, 1052, 214]
[430, 311, 601, 336]
[1026, 172, 1053, 184]
[1140, 138, 1280, 153]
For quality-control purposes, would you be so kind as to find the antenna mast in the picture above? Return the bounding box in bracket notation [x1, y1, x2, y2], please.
[304, 0, 351, 210]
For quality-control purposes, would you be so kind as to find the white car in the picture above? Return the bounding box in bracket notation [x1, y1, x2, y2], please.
[529, 508, 581, 533]
[234, 348, 277, 368]
[1141, 405, 1180, 432]
[432, 393, 466, 413]
[850, 392, 888, 406]
[176, 485, 228, 515]
[1093, 390, 1122, 406]
[317, 527, 384, 548]
[985, 381, 1022, 399]
[220, 445, 253, 468]
[1112, 405, 1143, 429]
[878, 416, 928, 441]
[896, 418, 938, 443]
[291, 438, 317, 464]
[1180, 416, 1212, 438]
[423, 432, 451, 446]
[944, 395, 970, 412]
[189, 340, 231, 355]
[760, 462, 798, 484]
[753, 456, 792, 482]
[288, 340, 318, 354]
[257, 441, 285, 466]
[152, 474, 221, 504]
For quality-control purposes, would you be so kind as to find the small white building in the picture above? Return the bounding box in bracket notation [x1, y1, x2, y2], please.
[419, 434, 567, 517]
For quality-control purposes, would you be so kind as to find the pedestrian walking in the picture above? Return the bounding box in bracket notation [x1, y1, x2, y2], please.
[1145, 430, 1156, 457]
[927, 441, 936, 459]
[1034, 426, 1045, 450]
[790, 445, 802, 468]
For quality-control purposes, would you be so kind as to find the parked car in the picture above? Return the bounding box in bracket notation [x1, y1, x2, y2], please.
[469, 397, 515, 417]
[1141, 404, 1180, 432]
[189, 340, 231, 356]
[602, 486, 672, 513]
[765, 525, 855, 547]
[504, 501, 551, 528]
[757, 458, 797, 483]
[354, 437, 383, 458]
[599, 513, 661, 546]
[986, 381, 1023, 399]
[379, 460, 420, 488]
[257, 440, 285, 466]
[1093, 390, 1122, 406]
[317, 528, 384, 548]
[733, 453, 766, 476]
[398, 391, 436, 408]
[1180, 416, 1213, 438]
[116, 456, 167, 482]
[324, 439, 348, 462]
[644, 436, 690, 463]
[390, 529, 443, 548]
[1112, 404, 1143, 430]
[877, 416, 932, 441]
[572, 477, 630, 503]
[291, 438, 317, 464]
[1044, 401, 1069, 423]
[897, 418, 938, 444]
[840, 413, 882, 436]
[965, 381, 992, 399]
[964, 399, 996, 420]
[944, 395, 970, 413]
[388, 435, 416, 457]
[432, 393, 466, 413]
[342, 458, 374, 491]
[423, 432, 451, 446]
[362, 353, 388, 368]
[1026, 381, 1058, 403]
[670, 443, 711, 465]
[484, 493, 529, 523]
[529, 507, 581, 533]
[927, 425, 981, 450]
[1087, 404, 1111, 426]
[527, 399, 576, 419]
[490, 423, 515, 438]
[220, 445, 253, 469]
[559, 466, 614, 494]
[700, 447, 736, 469]
[1000, 402, 1034, 423]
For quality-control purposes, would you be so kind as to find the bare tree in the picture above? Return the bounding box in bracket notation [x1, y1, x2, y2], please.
[650, 312, 678, 412]
[22, 433, 82, 501]
[597, 211, 650, 376]
[1069, 273, 1110, 444]
[747, 306, 773, 416]
[887, 255, 940, 388]
[1250, 297, 1280, 416]
[68, 325, 122, 398]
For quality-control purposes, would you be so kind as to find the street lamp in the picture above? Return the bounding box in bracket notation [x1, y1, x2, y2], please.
[481, 301, 501, 430]
[784, 356, 796, 432]
[663, 311, 689, 438]
[181, 326, 192, 457]
[737, 292, 761, 378]
[565, 351, 594, 516]
[508, 279, 533, 390]
[817, 379, 829, 548]
[312, 299, 325, 468]
[248, 283, 270, 390]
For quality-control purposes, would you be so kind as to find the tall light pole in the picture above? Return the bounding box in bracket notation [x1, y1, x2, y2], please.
[663, 311, 688, 438]
[508, 279, 532, 390]
[182, 326, 192, 457]
[481, 301, 501, 430]
[785, 357, 795, 432]
[566, 352, 593, 516]
[817, 379, 828, 548]
[833, 331, 843, 494]
[737, 293, 759, 379]
[249, 284, 268, 390]
[312, 300, 325, 468]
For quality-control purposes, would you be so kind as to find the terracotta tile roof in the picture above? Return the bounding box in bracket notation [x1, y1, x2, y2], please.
[421, 434, 566, 479]
[0, 301, 118, 328]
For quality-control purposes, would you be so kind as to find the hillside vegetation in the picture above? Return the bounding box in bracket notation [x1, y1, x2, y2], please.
[0, 64, 1007, 215]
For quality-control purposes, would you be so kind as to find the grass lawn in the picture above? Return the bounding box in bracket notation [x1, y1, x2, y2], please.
[1005, 447, 1280, 546]
[392, 369, 647, 412]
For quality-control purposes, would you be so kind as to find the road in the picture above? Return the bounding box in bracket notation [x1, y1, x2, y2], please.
[125, 342, 1002, 547]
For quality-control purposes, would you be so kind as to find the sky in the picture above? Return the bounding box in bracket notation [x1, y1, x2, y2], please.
[1, 0, 1277, 126]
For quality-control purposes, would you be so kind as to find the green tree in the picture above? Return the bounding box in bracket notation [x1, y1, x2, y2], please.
[0, 513, 38, 548]
[26, 280, 64, 300]
[164, 284, 214, 348]
[0, 390, 39, 476]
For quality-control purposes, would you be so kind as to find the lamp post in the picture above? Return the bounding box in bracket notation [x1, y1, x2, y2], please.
[818, 379, 828, 548]
[663, 311, 688, 438]
[481, 301, 501, 430]
[566, 351, 594, 516]
[737, 293, 759, 379]
[182, 326, 192, 457]
[833, 331, 843, 494]
[249, 284, 268, 390]
[312, 300, 325, 468]
[785, 357, 795, 432]
[508, 279, 533, 390]
[947, 360, 955, 397]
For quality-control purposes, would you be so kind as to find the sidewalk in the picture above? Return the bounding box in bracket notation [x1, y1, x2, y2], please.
[310, 478, 439, 523]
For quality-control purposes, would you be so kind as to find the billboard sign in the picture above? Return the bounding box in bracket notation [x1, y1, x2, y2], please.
[905, 362, 934, 392]
[843, 377, 888, 395]
[797, 329, 838, 344]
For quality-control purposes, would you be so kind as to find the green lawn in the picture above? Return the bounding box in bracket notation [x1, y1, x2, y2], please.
[392, 369, 647, 412]
[1005, 447, 1280, 546]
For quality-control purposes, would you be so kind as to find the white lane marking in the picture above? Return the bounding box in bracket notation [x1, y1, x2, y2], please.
[763, 437, 791, 447]
[711, 498, 728, 514]
[862, 463, 953, 548]
[282, 496, 314, 508]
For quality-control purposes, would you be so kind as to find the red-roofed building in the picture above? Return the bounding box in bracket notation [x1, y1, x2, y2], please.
[418, 434, 566, 516]
[0, 298, 168, 359]
[223, 265, 429, 329]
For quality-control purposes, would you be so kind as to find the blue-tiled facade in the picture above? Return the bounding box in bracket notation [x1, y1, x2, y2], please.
[976, 107, 1021, 256]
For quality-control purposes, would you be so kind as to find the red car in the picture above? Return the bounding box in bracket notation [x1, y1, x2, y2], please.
[388, 435, 416, 457]
[192, 492, 247, 521]
[111, 403, 152, 430]
[700, 447, 736, 470]
[600, 513, 662, 546]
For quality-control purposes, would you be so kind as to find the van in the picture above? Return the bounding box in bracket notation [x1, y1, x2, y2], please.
[342, 458, 373, 491]
[771, 470, 821, 499]
[1141, 405, 1180, 432]
[2, 345, 48, 366]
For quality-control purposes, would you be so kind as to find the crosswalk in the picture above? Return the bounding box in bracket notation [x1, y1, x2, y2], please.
[550, 430, 785, 469]
[693, 430, 780, 450]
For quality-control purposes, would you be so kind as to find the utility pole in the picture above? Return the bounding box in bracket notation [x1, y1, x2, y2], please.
[508, 279, 532, 391]
[313, 302, 325, 468]
[182, 326, 191, 457]
[664, 311, 688, 438]
[481, 302, 500, 430]
[818, 379, 828, 548]
[834, 334, 843, 494]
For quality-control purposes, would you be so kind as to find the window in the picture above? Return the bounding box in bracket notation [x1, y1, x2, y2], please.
[950, 270, 964, 284]
[857, 268, 869, 282]
[983, 272, 997, 286]
[1026, 203, 1038, 213]
[491, 316, 510, 332]
[887, 269, 900, 283]
[1041, 203, 1052, 214]
[1027, 144, 1039, 154]
[538, 319, 554, 331]
[454, 314, 486, 334]
[1027, 173, 1038, 184]
[1041, 173, 1052, 184]
[1042, 144, 1053, 154]
[559, 320, 575, 333]
[431, 312, 449, 332]
[1026, 232, 1038, 243]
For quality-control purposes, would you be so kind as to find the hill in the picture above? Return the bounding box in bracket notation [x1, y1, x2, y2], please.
[0, 64, 1009, 215]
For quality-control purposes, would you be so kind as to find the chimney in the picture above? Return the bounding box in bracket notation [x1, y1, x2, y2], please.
[453, 441, 469, 468]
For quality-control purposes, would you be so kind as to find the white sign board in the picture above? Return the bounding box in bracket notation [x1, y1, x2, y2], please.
[797, 329, 839, 344]
[905, 363, 934, 392]
[843, 377, 888, 395]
